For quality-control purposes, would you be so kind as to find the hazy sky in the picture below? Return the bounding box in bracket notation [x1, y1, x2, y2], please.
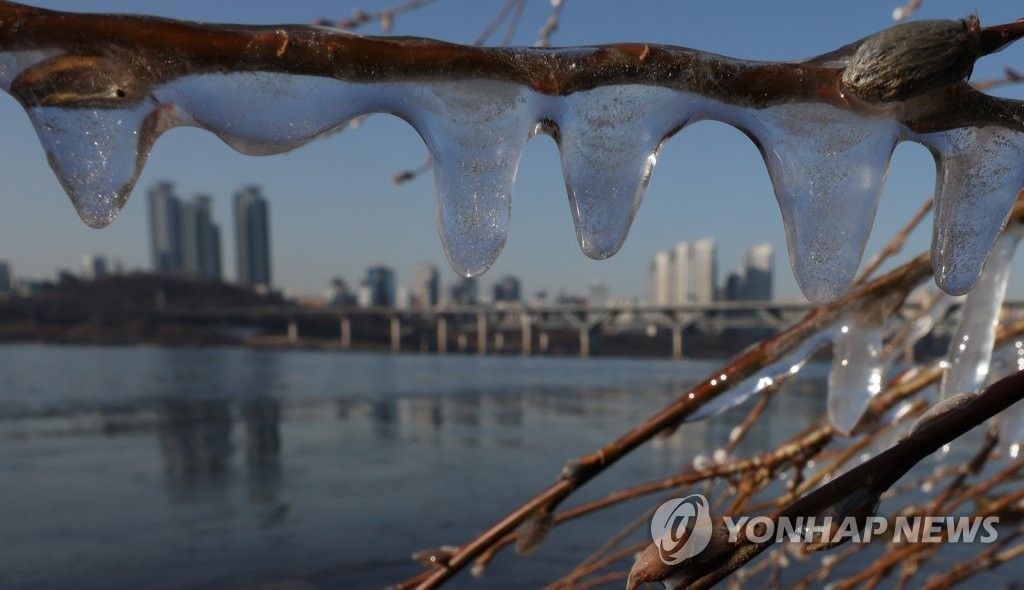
[1, 1, 1023, 301]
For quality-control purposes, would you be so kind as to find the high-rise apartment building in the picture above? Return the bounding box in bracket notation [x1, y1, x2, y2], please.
[148, 181, 182, 273]
[492, 275, 521, 302]
[588, 279, 609, 308]
[182, 195, 222, 280]
[740, 243, 773, 301]
[412, 263, 440, 308]
[149, 182, 223, 280]
[657, 238, 718, 306]
[364, 266, 396, 307]
[234, 185, 272, 288]
[690, 238, 718, 304]
[648, 250, 672, 306]
[81, 255, 108, 280]
[672, 241, 691, 304]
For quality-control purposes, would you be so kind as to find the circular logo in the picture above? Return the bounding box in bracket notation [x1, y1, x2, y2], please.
[650, 494, 713, 565]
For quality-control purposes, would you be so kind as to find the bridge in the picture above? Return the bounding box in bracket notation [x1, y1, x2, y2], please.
[164, 299, 1024, 358]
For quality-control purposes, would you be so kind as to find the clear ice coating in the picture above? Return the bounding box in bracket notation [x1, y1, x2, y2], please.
[887, 292, 960, 368]
[827, 313, 885, 436]
[743, 104, 899, 303]
[688, 329, 833, 421]
[922, 127, 1024, 295]
[2, 41, 1024, 297]
[940, 224, 1023, 401]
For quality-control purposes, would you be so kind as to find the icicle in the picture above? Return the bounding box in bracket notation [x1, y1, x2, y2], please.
[827, 311, 885, 436]
[988, 340, 1024, 458]
[403, 81, 535, 277]
[552, 86, 691, 259]
[922, 127, 1024, 295]
[940, 224, 1023, 401]
[744, 103, 899, 303]
[26, 102, 166, 227]
[688, 328, 833, 421]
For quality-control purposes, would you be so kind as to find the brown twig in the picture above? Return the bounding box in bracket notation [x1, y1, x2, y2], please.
[919, 525, 1024, 590]
[855, 197, 933, 285]
[318, 0, 441, 32]
[3, 4, 1024, 136]
[892, 0, 923, 23]
[629, 369, 1024, 589]
[534, 0, 564, 48]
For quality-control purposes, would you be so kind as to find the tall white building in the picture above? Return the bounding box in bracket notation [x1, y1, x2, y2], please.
[741, 243, 773, 301]
[672, 242, 691, 304]
[588, 279, 609, 308]
[690, 238, 717, 304]
[81, 255, 108, 280]
[648, 250, 672, 306]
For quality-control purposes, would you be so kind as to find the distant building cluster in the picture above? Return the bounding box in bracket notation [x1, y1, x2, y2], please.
[649, 239, 773, 305]
[147, 182, 272, 288]
[327, 263, 525, 310]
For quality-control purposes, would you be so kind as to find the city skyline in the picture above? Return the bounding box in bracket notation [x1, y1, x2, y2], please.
[650, 240, 774, 306]
[0, 2, 1022, 302]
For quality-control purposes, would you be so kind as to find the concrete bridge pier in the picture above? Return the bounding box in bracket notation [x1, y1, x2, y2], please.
[437, 316, 448, 354]
[287, 319, 299, 343]
[477, 312, 488, 355]
[521, 314, 532, 356]
[390, 315, 401, 353]
[340, 317, 351, 350]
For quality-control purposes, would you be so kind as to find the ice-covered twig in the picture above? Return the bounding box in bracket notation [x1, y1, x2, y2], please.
[627, 369, 1024, 589]
[3, 4, 1024, 300]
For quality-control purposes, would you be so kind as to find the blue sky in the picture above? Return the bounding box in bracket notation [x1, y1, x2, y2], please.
[1, 1, 1023, 301]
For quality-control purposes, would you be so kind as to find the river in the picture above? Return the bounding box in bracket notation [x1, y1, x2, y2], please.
[0, 344, 1014, 589]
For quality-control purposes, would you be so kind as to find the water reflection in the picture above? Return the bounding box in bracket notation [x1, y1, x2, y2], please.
[158, 398, 233, 491]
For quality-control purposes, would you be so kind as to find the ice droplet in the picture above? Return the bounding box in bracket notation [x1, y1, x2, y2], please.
[745, 103, 898, 302]
[554, 86, 690, 258]
[405, 81, 535, 277]
[27, 103, 163, 227]
[922, 127, 1024, 295]
[827, 312, 885, 436]
[940, 224, 1023, 400]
